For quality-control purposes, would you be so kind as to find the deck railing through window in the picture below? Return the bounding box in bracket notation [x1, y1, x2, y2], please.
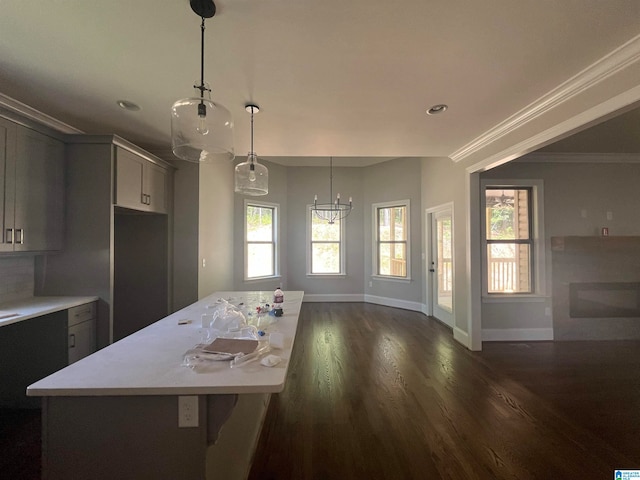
[489, 257, 517, 292]
[439, 258, 453, 293]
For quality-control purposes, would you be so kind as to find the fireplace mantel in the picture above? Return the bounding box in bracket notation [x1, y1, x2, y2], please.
[551, 236, 640, 341]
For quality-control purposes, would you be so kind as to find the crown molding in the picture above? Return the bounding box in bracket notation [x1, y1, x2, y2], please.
[0, 92, 83, 134]
[451, 34, 640, 164]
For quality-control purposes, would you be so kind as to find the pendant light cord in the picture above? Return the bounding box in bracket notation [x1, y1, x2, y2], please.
[195, 17, 211, 102]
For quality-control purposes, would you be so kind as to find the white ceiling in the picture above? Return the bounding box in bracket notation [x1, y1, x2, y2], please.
[0, 0, 639, 164]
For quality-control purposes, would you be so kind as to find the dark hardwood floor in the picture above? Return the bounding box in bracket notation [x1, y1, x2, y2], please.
[2, 302, 639, 479]
[249, 302, 640, 479]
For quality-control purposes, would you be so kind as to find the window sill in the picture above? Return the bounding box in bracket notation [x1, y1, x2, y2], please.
[371, 275, 412, 284]
[306, 273, 347, 278]
[482, 294, 548, 303]
[244, 275, 281, 283]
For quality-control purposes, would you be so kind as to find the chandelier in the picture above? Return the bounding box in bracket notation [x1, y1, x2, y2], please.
[234, 104, 268, 195]
[312, 157, 352, 224]
[171, 0, 234, 163]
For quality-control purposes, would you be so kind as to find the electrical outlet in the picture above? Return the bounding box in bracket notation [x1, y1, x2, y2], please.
[178, 396, 199, 428]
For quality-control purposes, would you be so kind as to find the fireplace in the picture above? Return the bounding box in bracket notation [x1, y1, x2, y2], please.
[552, 236, 640, 340]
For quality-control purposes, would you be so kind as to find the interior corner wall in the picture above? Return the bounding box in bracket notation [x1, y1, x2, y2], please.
[363, 158, 423, 304]
[480, 158, 640, 334]
[172, 161, 199, 310]
[421, 157, 471, 337]
[285, 165, 365, 296]
[233, 160, 289, 291]
[198, 161, 234, 299]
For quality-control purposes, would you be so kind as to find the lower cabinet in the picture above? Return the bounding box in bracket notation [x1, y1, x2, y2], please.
[0, 311, 68, 408]
[68, 302, 97, 364]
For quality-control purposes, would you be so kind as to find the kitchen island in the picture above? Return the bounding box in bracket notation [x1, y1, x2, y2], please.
[27, 290, 303, 480]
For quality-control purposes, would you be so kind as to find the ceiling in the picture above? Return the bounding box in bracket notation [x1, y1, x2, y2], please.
[0, 0, 639, 165]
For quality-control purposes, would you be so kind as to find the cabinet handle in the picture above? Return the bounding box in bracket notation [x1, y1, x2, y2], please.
[5, 228, 14, 244]
[69, 333, 76, 348]
[16, 229, 24, 244]
[147, 194, 151, 205]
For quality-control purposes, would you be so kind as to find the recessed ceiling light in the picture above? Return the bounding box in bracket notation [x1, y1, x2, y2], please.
[117, 100, 141, 112]
[427, 104, 448, 115]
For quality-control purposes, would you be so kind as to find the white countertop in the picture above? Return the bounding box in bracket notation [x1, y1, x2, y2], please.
[27, 291, 303, 397]
[0, 296, 99, 328]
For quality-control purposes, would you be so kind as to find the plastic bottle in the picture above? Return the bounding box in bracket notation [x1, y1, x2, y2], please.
[272, 286, 284, 317]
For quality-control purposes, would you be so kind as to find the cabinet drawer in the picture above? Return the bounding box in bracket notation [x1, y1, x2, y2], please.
[68, 302, 96, 327]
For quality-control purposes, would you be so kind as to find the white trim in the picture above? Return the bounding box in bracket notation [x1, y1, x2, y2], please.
[0, 92, 83, 134]
[303, 294, 364, 303]
[371, 199, 411, 280]
[480, 179, 546, 297]
[453, 327, 471, 348]
[363, 294, 423, 312]
[307, 204, 346, 275]
[482, 328, 554, 342]
[244, 200, 279, 281]
[519, 152, 640, 164]
[451, 34, 640, 164]
[370, 274, 412, 283]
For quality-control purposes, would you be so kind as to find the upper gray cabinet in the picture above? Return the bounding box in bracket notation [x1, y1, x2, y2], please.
[115, 147, 168, 214]
[0, 117, 64, 253]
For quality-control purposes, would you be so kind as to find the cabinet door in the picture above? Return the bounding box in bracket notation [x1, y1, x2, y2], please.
[145, 162, 167, 214]
[0, 118, 17, 252]
[14, 127, 64, 252]
[68, 319, 96, 364]
[115, 147, 145, 210]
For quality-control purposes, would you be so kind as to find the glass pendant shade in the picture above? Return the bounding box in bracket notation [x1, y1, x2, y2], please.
[171, 90, 234, 163]
[235, 153, 268, 196]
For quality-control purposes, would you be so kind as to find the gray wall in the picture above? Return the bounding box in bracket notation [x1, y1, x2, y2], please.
[480, 156, 640, 333]
[233, 159, 288, 292]
[364, 157, 423, 303]
[421, 156, 474, 340]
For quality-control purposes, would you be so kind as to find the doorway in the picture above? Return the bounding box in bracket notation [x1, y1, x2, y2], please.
[426, 204, 454, 328]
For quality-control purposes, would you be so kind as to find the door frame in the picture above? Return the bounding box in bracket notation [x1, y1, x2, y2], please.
[425, 202, 454, 328]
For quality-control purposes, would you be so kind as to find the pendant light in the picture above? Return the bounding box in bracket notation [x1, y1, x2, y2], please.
[171, 0, 234, 163]
[312, 157, 352, 224]
[234, 104, 268, 195]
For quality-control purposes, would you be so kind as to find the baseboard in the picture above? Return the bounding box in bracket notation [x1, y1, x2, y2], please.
[363, 295, 424, 313]
[453, 327, 471, 348]
[482, 328, 554, 341]
[302, 294, 365, 303]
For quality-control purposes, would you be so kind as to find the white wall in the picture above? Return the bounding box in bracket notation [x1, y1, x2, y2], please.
[0, 257, 34, 303]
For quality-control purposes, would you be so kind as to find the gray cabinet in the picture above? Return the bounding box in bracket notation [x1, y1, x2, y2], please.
[116, 147, 168, 213]
[0, 117, 64, 253]
[68, 302, 97, 364]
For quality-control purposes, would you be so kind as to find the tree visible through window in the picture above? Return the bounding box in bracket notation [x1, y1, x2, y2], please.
[375, 203, 408, 278]
[309, 207, 343, 274]
[485, 188, 532, 293]
[246, 203, 276, 279]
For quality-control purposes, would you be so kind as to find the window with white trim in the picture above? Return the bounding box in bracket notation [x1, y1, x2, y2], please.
[481, 180, 545, 296]
[245, 201, 278, 280]
[308, 206, 345, 275]
[373, 200, 410, 279]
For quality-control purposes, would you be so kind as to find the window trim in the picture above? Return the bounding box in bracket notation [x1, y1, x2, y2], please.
[307, 204, 346, 276]
[480, 179, 545, 299]
[244, 199, 279, 281]
[372, 199, 411, 281]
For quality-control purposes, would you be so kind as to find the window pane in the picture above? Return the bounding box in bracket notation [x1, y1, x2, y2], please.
[487, 243, 531, 293]
[486, 189, 530, 240]
[393, 207, 406, 241]
[312, 243, 340, 273]
[247, 206, 273, 241]
[378, 206, 406, 242]
[247, 243, 274, 278]
[436, 216, 453, 311]
[378, 242, 407, 277]
[312, 214, 340, 241]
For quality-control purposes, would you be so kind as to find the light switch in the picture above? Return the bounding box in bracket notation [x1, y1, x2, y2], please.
[606, 211, 613, 221]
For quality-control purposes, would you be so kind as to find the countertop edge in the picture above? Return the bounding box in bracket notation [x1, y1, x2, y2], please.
[0, 296, 100, 328]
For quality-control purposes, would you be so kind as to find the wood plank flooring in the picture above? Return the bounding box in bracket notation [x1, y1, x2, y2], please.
[249, 302, 639, 479]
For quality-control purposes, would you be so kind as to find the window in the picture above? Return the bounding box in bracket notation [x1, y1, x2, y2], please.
[373, 200, 410, 279]
[245, 201, 278, 280]
[308, 206, 345, 275]
[482, 181, 545, 296]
